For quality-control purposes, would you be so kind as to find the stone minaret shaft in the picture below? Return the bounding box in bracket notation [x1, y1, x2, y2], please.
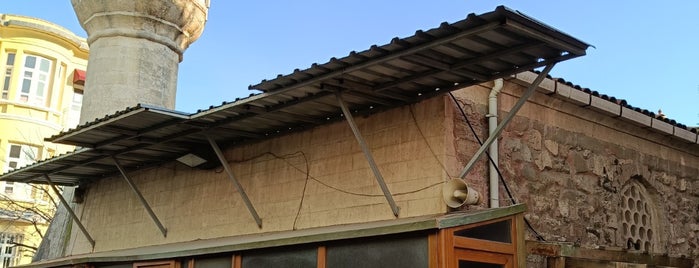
[32, 1, 209, 261]
[72, 0, 209, 123]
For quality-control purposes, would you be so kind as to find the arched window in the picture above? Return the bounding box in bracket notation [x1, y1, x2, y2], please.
[620, 178, 658, 253]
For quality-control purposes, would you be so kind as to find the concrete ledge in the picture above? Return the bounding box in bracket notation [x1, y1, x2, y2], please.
[511, 74, 696, 150]
[555, 82, 589, 106]
[513, 72, 555, 94]
[568, 88, 591, 106]
[674, 128, 697, 143]
[651, 118, 674, 135]
[620, 107, 651, 127]
[589, 96, 620, 116]
[554, 82, 571, 98]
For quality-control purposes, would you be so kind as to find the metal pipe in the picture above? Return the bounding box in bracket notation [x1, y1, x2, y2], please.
[206, 135, 263, 228]
[43, 174, 95, 248]
[458, 64, 555, 179]
[336, 91, 400, 217]
[488, 78, 503, 208]
[111, 156, 168, 237]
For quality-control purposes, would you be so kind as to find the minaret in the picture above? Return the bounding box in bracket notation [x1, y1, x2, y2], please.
[72, 0, 209, 122]
[32, 1, 209, 261]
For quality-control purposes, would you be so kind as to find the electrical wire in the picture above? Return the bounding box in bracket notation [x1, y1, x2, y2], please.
[448, 92, 545, 241]
[407, 105, 454, 181]
[291, 151, 310, 230]
[266, 151, 442, 197]
[219, 149, 442, 228]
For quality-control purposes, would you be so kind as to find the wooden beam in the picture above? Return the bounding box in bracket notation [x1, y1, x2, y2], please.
[514, 213, 526, 268]
[547, 257, 565, 268]
[317, 246, 327, 268]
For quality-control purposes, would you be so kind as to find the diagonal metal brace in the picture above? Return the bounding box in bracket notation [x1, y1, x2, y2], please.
[336, 91, 400, 217]
[111, 156, 168, 237]
[206, 135, 263, 228]
[458, 64, 556, 179]
[43, 174, 95, 248]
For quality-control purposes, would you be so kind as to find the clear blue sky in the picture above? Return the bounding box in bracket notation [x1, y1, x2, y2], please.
[3, 1, 698, 125]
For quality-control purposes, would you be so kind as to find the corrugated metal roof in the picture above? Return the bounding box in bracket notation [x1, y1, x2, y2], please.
[0, 6, 589, 186]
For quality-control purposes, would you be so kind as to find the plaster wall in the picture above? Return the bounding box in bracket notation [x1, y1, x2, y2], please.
[449, 80, 699, 262]
[66, 97, 451, 254]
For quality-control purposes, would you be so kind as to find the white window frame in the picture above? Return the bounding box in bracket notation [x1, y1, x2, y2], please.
[17, 55, 52, 106]
[3, 144, 38, 201]
[71, 89, 83, 113]
[2, 53, 15, 100]
[65, 88, 84, 128]
[0, 233, 22, 268]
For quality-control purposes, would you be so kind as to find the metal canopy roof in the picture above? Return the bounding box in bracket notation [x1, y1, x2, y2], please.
[0, 6, 589, 186]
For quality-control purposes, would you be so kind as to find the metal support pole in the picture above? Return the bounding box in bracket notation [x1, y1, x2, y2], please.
[111, 156, 168, 237]
[458, 64, 555, 179]
[336, 91, 400, 217]
[206, 135, 263, 228]
[43, 174, 95, 248]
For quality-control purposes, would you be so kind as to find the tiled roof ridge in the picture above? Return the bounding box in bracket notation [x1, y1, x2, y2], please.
[513, 71, 699, 144]
[548, 72, 693, 130]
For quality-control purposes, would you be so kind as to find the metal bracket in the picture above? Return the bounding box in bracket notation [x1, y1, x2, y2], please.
[458, 64, 556, 179]
[336, 91, 400, 217]
[206, 135, 263, 228]
[43, 174, 95, 248]
[111, 156, 168, 237]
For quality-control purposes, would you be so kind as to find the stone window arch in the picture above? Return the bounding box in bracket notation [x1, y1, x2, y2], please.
[620, 177, 659, 253]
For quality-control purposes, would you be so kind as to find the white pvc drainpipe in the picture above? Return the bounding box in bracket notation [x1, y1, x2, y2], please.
[487, 78, 503, 208]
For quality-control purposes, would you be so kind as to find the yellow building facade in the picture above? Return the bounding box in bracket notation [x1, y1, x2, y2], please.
[0, 14, 87, 266]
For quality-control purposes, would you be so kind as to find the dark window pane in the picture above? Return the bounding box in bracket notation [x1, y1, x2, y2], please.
[326, 235, 428, 268]
[459, 260, 503, 268]
[3, 77, 10, 91]
[24, 56, 35, 68]
[242, 246, 316, 268]
[6, 53, 15, 65]
[21, 79, 31, 93]
[9, 145, 21, 158]
[195, 256, 232, 268]
[454, 219, 511, 243]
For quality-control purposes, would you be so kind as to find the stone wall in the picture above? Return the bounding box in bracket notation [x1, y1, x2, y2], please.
[449, 79, 699, 262]
[65, 97, 451, 254]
